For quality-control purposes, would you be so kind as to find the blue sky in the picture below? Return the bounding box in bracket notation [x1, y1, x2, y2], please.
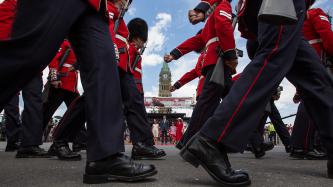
[2, 0, 330, 125]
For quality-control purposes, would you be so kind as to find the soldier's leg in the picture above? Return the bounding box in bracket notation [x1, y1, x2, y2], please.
[180, 65, 231, 146]
[0, 0, 86, 110]
[119, 71, 153, 145]
[290, 102, 315, 151]
[269, 100, 291, 147]
[52, 96, 86, 142]
[20, 74, 43, 147]
[119, 71, 165, 159]
[4, 94, 21, 150]
[42, 87, 67, 130]
[68, 11, 124, 161]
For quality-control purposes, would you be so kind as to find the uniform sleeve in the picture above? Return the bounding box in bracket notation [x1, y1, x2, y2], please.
[175, 68, 199, 89]
[214, 2, 237, 60]
[170, 34, 204, 60]
[309, 9, 333, 56]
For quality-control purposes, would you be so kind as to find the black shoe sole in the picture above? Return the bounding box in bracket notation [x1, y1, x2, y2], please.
[328, 172, 333, 179]
[132, 153, 166, 160]
[254, 152, 265, 159]
[180, 149, 251, 187]
[57, 156, 82, 161]
[16, 154, 52, 158]
[83, 169, 158, 184]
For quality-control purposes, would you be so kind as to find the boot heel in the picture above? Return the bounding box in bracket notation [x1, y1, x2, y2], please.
[180, 149, 200, 168]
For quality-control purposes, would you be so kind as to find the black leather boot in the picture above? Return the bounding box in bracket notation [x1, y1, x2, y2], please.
[132, 142, 166, 160]
[72, 142, 87, 152]
[180, 134, 251, 186]
[290, 148, 327, 160]
[84, 153, 157, 184]
[48, 141, 81, 161]
[16, 146, 51, 158]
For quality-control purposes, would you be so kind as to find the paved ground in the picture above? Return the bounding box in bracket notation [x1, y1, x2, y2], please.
[0, 142, 332, 187]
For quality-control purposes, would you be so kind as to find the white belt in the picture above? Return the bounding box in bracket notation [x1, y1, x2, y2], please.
[62, 63, 73, 68]
[205, 37, 219, 48]
[135, 67, 142, 75]
[116, 34, 129, 47]
[308, 39, 322, 45]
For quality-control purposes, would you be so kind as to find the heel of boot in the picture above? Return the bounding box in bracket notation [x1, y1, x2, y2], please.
[180, 149, 200, 168]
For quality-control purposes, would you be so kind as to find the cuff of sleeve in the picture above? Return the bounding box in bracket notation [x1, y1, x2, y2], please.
[174, 81, 182, 89]
[223, 49, 237, 60]
[170, 48, 183, 60]
[194, 2, 211, 14]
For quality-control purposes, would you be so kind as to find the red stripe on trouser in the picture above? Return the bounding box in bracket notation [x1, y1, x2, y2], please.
[52, 96, 80, 137]
[217, 26, 284, 142]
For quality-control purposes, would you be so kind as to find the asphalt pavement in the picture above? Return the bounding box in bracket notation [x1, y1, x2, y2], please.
[0, 142, 332, 187]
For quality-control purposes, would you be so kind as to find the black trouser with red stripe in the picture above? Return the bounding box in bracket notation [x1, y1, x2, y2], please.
[42, 86, 79, 130]
[52, 96, 86, 143]
[200, 0, 333, 159]
[3, 94, 21, 144]
[180, 65, 232, 145]
[0, 0, 123, 161]
[291, 102, 316, 151]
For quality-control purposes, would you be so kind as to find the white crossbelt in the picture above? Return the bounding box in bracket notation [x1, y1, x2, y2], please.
[62, 63, 73, 68]
[116, 34, 129, 47]
[205, 37, 219, 48]
[308, 39, 322, 45]
[135, 67, 142, 74]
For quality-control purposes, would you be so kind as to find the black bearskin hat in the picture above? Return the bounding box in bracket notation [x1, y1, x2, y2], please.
[127, 18, 148, 42]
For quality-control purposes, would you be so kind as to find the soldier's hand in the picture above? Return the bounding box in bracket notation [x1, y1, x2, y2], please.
[188, 10, 205, 25]
[224, 59, 238, 74]
[164, 54, 174, 63]
[51, 81, 62, 88]
[169, 85, 176, 92]
[293, 93, 301, 104]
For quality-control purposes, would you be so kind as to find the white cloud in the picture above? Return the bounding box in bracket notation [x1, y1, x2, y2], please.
[144, 86, 159, 97]
[142, 13, 172, 66]
[169, 53, 199, 97]
[127, 7, 136, 16]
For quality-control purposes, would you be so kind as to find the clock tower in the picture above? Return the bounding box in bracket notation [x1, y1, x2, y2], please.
[158, 62, 172, 97]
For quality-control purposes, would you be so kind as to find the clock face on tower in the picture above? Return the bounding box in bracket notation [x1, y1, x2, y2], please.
[162, 74, 168, 80]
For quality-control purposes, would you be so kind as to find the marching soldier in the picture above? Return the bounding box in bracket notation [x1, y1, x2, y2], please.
[108, 0, 165, 159]
[0, 0, 157, 184]
[179, 0, 333, 185]
[290, 4, 333, 159]
[0, 0, 21, 152]
[43, 40, 82, 161]
[168, 0, 237, 149]
[0, 0, 48, 158]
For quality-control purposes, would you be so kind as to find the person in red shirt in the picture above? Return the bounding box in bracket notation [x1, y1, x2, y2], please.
[290, 6, 333, 160]
[175, 118, 184, 143]
[180, 0, 333, 185]
[0, 0, 48, 158]
[42, 39, 82, 161]
[168, 0, 238, 151]
[0, 0, 156, 184]
[108, 1, 166, 159]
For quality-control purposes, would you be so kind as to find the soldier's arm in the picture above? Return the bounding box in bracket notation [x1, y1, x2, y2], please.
[168, 34, 204, 61]
[310, 9, 333, 56]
